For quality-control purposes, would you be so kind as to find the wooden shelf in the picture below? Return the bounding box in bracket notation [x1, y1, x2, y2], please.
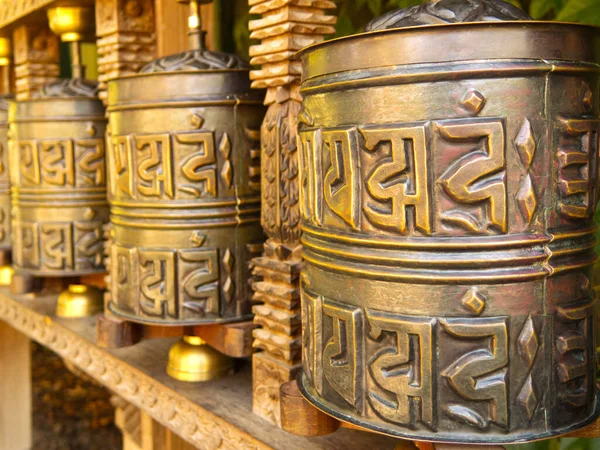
[0, 288, 400, 450]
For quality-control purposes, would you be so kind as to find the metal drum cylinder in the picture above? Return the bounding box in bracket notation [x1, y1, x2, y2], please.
[297, 2, 600, 443]
[0, 99, 11, 254]
[9, 80, 108, 276]
[106, 52, 264, 325]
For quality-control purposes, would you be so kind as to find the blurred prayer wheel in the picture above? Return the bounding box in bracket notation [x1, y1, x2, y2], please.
[297, 0, 600, 443]
[0, 99, 10, 255]
[105, 47, 265, 325]
[9, 80, 108, 276]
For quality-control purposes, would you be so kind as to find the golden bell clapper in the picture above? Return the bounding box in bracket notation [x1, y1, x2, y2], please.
[56, 284, 103, 318]
[167, 336, 234, 382]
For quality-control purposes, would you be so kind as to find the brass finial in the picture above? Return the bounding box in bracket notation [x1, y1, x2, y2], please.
[0, 37, 12, 95]
[0, 265, 13, 286]
[167, 335, 233, 382]
[56, 284, 103, 318]
[47, 7, 94, 79]
[177, 0, 213, 51]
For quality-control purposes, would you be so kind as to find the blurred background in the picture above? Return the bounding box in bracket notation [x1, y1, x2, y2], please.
[35, 0, 600, 448]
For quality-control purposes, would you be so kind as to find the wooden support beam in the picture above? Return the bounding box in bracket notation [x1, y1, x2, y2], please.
[0, 321, 31, 450]
[95, 0, 156, 104]
[12, 22, 59, 100]
[279, 380, 339, 437]
[248, 0, 337, 427]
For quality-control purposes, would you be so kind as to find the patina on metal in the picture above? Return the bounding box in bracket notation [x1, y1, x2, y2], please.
[9, 78, 109, 277]
[105, 9, 265, 327]
[297, 0, 600, 443]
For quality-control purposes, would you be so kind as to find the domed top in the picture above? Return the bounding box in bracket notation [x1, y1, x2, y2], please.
[140, 49, 250, 73]
[364, 0, 531, 31]
[34, 78, 100, 98]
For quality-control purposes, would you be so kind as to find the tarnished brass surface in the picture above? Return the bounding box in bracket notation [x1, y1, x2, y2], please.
[9, 80, 109, 276]
[56, 284, 103, 318]
[105, 58, 265, 325]
[297, 12, 600, 443]
[167, 336, 234, 382]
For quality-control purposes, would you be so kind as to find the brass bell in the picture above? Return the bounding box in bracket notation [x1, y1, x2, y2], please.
[167, 336, 233, 382]
[56, 284, 103, 318]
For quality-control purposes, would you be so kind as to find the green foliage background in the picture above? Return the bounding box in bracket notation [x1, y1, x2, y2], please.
[229, 0, 600, 448]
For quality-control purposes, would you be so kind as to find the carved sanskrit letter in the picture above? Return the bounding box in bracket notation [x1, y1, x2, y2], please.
[299, 128, 323, 225]
[19, 140, 40, 185]
[139, 250, 176, 318]
[76, 139, 106, 186]
[438, 119, 507, 233]
[301, 285, 324, 394]
[41, 223, 74, 270]
[556, 300, 595, 406]
[178, 249, 220, 318]
[323, 300, 364, 414]
[557, 118, 600, 220]
[323, 128, 360, 229]
[111, 135, 134, 197]
[175, 131, 217, 197]
[16, 221, 40, 268]
[111, 244, 138, 309]
[361, 124, 431, 234]
[40, 140, 75, 186]
[74, 221, 104, 270]
[136, 134, 173, 198]
[367, 311, 436, 428]
[441, 317, 508, 429]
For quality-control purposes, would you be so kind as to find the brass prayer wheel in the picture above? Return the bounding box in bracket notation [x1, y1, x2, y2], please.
[297, 0, 600, 443]
[105, 52, 264, 325]
[9, 80, 108, 276]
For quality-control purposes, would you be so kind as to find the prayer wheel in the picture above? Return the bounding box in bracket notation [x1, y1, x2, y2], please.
[297, 0, 600, 443]
[105, 52, 264, 326]
[9, 79, 108, 277]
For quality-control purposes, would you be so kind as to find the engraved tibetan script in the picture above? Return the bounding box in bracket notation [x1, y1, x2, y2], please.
[111, 244, 223, 320]
[302, 287, 512, 432]
[299, 117, 508, 236]
[109, 131, 219, 201]
[16, 138, 106, 187]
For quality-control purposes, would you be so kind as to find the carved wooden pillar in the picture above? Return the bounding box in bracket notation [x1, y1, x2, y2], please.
[249, 0, 337, 425]
[12, 24, 59, 100]
[95, 0, 156, 104]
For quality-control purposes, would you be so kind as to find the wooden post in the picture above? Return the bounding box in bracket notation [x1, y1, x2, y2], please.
[12, 23, 59, 100]
[248, 0, 337, 426]
[95, 0, 156, 104]
[0, 321, 31, 450]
